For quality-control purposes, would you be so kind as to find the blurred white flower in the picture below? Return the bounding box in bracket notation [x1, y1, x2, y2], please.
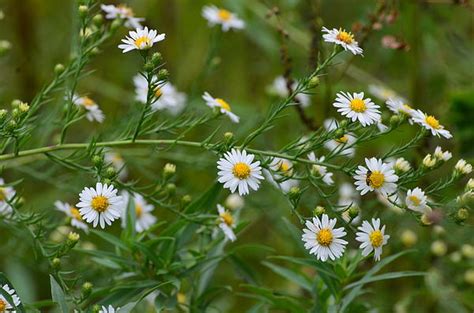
[405, 187, 429, 213]
[265, 157, 299, 193]
[356, 218, 390, 261]
[118, 27, 165, 53]
[101, 4, 144, 29]
[202, 6, 245, 31]
[217, 204, 236, 241]
[0, 178, 15, 216]
[203, 92, 239, 123]
[333, 92, 381, 126]
[134, 74, 186, 115]
[368, 85, 405, 102]
[121, 192, 157, 233]
[386, 98, 415, 123]
[322, 27, 363, 55]
[225, 193, 244, 210]
[55, 201, 89, 232]
[308, 152, 334, 185]
[73, 95, 105, 123]
[268, 76, 310, 107]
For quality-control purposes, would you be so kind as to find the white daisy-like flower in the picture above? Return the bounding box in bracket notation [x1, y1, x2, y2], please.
[55, 201, 89, 232]
[73, 95, 105, 123]
[121, 192, 157, 233]
[202, 5, 245, 32]
[302, 214, 348, 262]
[0, 284, 21, 312]
[455, 159, 472, 175]
[323, 119, 356, 157]
[433, 146, 452, 162]
[405, 187, 429, 213]
[308, 152, 334, 185]
[104, 151, 128, 180]
[386, 98, 415, 122]
[133, 74, 187, 115]
[333, 92, 381, 126]
[101, 4, 144, 29]
[354, 157, 399, 196]
[203, 92, 239, 123]
[217, 149, 263, 196]
[76, 182, 123, 229]
[355, 218, 390, 261]
[268, 76, 311, 107]
[118, 27, 165, 53]
[322, 27, 363, 55]
[0, 178, 15, 216]
[265, 157, 299, 193]
[99, 305, 120, 313]
[217, 204, 236, 241]
[411, 109, 452, 139]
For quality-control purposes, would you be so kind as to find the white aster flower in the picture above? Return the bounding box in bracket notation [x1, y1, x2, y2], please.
[118, 27, 165, 53]
[308, 152, 334, 185]
[133, 74, 186, 115]
[101, 4, 144, 29]
[73, 95, 105, 123]
[433, 146, 452, 162]
[268, 76, 311, 107]
[422, 154, 437, 168]
[386, 98, 415, 122]
[121, 192, 157, 233]
[76, 182, 123, 229]
[104, 151, 128, 180]
[202, 5, 245, 32]
[265, 157, 299, 193]
[356, 218, 390, 261]
[412, 109, 452, 139]
[55, 201, 89, 232]
[203, 92, 239, 123]
[302, 214, 348, 262]
[217, 149, 263, 196]
[99, 305, 120, 313]
[323, 119, 356, 156]
[354, 157, 399, 196]
[455, 159, 472, 175]
[322, 27, 363, 55]
[333, 92, 381, 126]
[0, 178, 15, 216]
[405, 187, 429, 213]
[0, 284, 21, 312]
[217, 204, 236, 241]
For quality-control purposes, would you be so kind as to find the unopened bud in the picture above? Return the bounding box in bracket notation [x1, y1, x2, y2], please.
[151, 52, 162, 66]
[78, 5, 88, 18]
[92, 155, 103, 166]
[158, 69, 169, 80]
[105, 166, 116, 178]
[166, 183, 176, 195]
[348, 206, 359, 218]
[6, 119, 17, 131]
[422, 154, 436, 168]
[455, 208, 469, 223]
[54, 63, 65, 75]
[288, 186, 301, 200]
[308, 76, 320, 88]
[181, 194, 192, 206]
[163, 163, 176, 178]
[225, 194, 244, 210]
[81, 282, 93, 297]
[102, 178, 112, 185]
[92, 14, 103, 26]
[333, 128, 345, 139]
[389, 114, 400, 126]
[431, 240, 447, 256]
[143, 61, 155, 73]
[11, 99, 22, 108]
[52, 258, 61, 269]
[224, 132, 234, 142]
[400, 229, 417, 247]
[338, 119, 348, 128]
[110, 19, 122, 31]
[67, 232, 80, 246]
[0, 109, 7, 121]
[313, 206, 325, 216]
[0, 40, 12, 56]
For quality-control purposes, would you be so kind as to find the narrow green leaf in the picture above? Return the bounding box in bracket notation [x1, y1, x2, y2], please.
[49, 275, 68, 313]
[262, 261, 312, 291]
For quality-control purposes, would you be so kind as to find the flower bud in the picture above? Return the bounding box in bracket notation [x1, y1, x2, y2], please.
[151, 52, 162, 66]
[313, 205, 325, 216]
[224, 132, 234, 142]
[467, 178, 474, 191]
[67, 232, 80, 247]
[348, 205, 359, 218]
[0, 40, 12, 56]
[461, 244, 474, 259]
[225, 194, 244, 210]
[105, 166, 116, 178]
[92, 14, 103, 26]
[333, 128, 345, 139]
[401, 229, 417, 247]
[389, 114, 400, 126]
[6, 119, 17, 132]
[78, 5, 88, 18]
[422, 154, 436, 168]
[449, 251, 462, 263]
[455, 208, 469, 223]
[163, 163, 176, 178]
[92, 154, 103, 166]
[54, 63, 65, 75]
[11, 108, 21, 119]
[92, 304, 101, 313]
[102, 178, 112, 185]
[338, 119, 348, 128]
[110, 19, 122, 31]
[158, 69, 169, 80]
[454, 159, 472, 175]
[0, 109, 7, 121]
[431, 240, 447, 256]
[52, 257, 61, 269]
[18, 102, 30, 113]
[464, 269, 474, 285]
[166, 183, 176, 195]
[394, 157, 411, 173]
[143, 61, 155, 73]
[308, 76, 320, 88]
[81, 282, 93, 298]
[288, 186, 300, 200]
[11, 99, 22, 108]
[181, 194, 192, 206]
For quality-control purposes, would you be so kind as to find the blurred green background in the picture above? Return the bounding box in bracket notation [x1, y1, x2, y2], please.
[0, 0, 473, 312]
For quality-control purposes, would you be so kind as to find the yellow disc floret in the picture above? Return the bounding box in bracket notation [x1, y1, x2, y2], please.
[316, 228, 333, 246]
[220, 211, 234, 226]
[0, 299, 7, 312]
[216, 98, 231, 111]
[350, 99, 367, 113]
[218, 9, 232, 22]
[70, 206, 83, 221]
[135, 204, 143, 218]
[367, 171, 385, 188]
[0, 188, 6, 201]
[232, 162, 251, 179]
[336, 30, 354, 44]
[134, 36, 151, 48]
[408, 196, 421, 206]
[425, 115, 440, 129]
[91, 195, 109, 213]
[369, 230, 384, 247]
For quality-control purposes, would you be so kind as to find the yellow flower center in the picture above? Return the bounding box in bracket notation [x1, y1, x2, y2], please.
[82, 96, 95, 107]
[425, 115, 440, 129]
[91, 196, 109, 213]
[0, 299, 6, 312]
[316, 228, 333, 246]
[367, 171, 385, 188]
[154, 87, 163, 98]
[134, 36, 151, 48]
[279, 161, 290, 172]
[216, 98, 231, 111]
[350, 99, 367, 113]
[218, 9, 232, 21]
[369, 230, 384, 247]
[220, 211, 234, 226]
[232, 162, 251, 179]
[336, 135, 349, 144]
[0, 188, 6, 201]
[70, 206, 83, 221]
[408, 195, 421, 206]
[336, 30, 354, 44]
[135, 204, 143, 218]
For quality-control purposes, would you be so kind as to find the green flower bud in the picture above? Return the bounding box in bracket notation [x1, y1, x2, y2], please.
[0, 40, 12, 56]
[143, 61, 155, 73]
[181, 194, 192, 206]
[308, 76, 320, 88]
[158, 69, 169, 80]
[151, 52, 162, 66]
[92, 14, 103, 26]
[390, 114, 400, 126]
[81, 282, 93, 298]
[54, 63, 65, 75]
[92, 155, 103, 166]
[110, 19, 122, 31]
[11, 108, 20, 119]
[102, 178, 112, 185]
[288, 186, 301, 200]
[348, 205, 359, 218]
[333, 128, 345, 139]
[455, 208, 469, 223]
[313, 206, 325, 216]
[105, 166, 116, 178]
[338, 119, 348, 128]
[224, 132, 234, 142]
[92, 304, 101, 313]
[52, 258, 61, 269]
[78, 5, 88, 18]
[67, 232, 80, 247]
[166, 183, 176, 195]
[6, 119, 17, 131]
[0, 109, 7, 121]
